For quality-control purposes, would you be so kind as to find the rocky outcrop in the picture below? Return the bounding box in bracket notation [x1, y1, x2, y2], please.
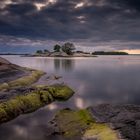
[0, 57, 45, 91]
[0, 57, 74, 125]
[0, 85, 74, 124]
[88, 104, 140, 140]
[0, 57, 28, 84]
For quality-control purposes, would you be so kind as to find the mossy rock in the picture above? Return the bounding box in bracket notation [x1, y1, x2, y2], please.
[53, 109, 94, 137]
[0, 108, 7, 122]
[52, 109, 119, 140]
[47, 85, 74, 100]
[33, 84, 74, 101]
[0, 85, 74, 124]
[19, 93, 43, 113]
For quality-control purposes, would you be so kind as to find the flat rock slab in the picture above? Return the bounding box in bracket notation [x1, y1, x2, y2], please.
[0, 57, 29, 83]
[89, 104, 140, 140]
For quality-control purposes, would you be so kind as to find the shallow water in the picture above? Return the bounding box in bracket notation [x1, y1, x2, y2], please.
[0, 55, 140, 140]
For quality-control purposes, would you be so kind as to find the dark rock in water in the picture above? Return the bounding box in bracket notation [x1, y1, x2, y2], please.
[88, 104, 140, 140]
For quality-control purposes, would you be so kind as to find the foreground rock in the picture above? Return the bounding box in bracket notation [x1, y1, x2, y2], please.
[0, 57, 28, 84]
[0, 57, 45, 91]
[89, 104, 140, 140]
[50, 108, 119, 140]
[0, 84, 74, 124]
[50, 104, 140, 140]
[0, 57, 74, 124]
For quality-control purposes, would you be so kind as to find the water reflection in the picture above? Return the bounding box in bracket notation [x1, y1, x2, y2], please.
[54, 59, 60, 71]
[75, 97, 84, 109]
[54, 58, 75, 72]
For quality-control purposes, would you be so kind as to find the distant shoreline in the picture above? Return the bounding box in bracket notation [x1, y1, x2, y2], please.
[0, 53, 29, 55]
[0, 51, 130, 57]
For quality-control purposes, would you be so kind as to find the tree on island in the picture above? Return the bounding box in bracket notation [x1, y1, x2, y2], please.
[36, 50, 43, 54]
[54, 44, 61, 52]
[62, 42, 76, 55]
[92, 51, 128, 55]
[44, 49, 49, 53]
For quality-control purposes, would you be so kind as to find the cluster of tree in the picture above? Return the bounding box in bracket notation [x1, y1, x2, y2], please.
[92, 51, 128, 55]
[36, 49, 49, 54]
[36, 42, 76, 55]
[54, 42, 76, 55]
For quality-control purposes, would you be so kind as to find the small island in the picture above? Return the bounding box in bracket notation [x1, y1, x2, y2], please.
[92, 51, 128, 55]
[25, 42, 96, 57]
[23, 42, 129, 57]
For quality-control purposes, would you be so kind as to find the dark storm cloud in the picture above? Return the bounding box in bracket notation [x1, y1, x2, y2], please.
[6, 3, 36, 15]
[0, 0, 140, 50]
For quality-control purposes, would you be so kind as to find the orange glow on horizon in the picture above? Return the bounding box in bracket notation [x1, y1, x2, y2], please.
[120, 49, 140, 54]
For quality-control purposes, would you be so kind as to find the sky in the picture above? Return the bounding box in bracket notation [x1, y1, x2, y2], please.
[0, 0, 140, 53]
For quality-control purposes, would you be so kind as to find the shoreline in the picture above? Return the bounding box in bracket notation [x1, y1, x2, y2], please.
[0, 57, 74, 124]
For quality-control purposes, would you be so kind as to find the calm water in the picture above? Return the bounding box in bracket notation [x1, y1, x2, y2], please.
[0, 55, 140, 140]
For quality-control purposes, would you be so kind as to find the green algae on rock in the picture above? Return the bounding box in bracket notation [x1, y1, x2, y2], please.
[0, 70, 45, 91]
[47, 85, 75, 100]
[51, 109, 119, 140]
[0, 85, 74, 124]
[52, 109, 94, 137]
[83, 123, 119, 140]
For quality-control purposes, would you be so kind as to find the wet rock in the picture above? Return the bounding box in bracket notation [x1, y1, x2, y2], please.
[50, 109, 119, 140]
[0, 84, 74, 124]
[0, 57, 28, 84]
[88, 104, 140, 140]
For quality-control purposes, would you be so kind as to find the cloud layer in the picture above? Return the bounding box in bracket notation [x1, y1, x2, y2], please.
[0, 0, 140, 51]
